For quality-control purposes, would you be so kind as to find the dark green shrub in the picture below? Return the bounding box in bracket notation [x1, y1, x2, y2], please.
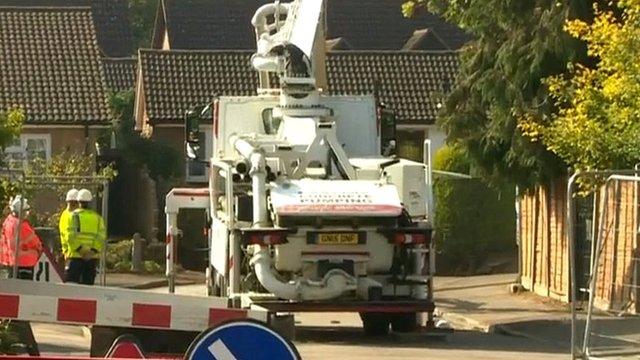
[434, 145, 516, 274]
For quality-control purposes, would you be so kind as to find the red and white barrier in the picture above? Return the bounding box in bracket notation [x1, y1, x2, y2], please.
[0, 279, 266, 332]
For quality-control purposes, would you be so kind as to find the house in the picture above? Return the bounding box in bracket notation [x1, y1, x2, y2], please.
[134, 49, 458, 182]
[151, 0, 470, 51]
[0, 6, 112, 165]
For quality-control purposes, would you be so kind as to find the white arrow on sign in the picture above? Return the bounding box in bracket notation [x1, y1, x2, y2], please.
[208, 339, 238, 360]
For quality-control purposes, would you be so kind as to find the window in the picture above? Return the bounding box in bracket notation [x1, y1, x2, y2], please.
[396, 130, 424, 162]
[2, 134, 51, 168]
[186, 126, 213, 183]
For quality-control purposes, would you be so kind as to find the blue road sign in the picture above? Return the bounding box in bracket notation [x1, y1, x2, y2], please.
[185, 319, 301, 360]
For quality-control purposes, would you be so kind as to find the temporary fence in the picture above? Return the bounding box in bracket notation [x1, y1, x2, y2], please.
[569, 172, 640, 359]
[0, 169, 111, 286]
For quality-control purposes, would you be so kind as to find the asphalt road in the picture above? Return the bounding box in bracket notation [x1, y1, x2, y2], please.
[31, 321, 568, 360]
[27, 283, 570, 359]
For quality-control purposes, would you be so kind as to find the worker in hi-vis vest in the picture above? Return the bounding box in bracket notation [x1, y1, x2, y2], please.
[0, 196, 43, 279]
[66, 189, 105, 285]
[59, 188, 79, 261]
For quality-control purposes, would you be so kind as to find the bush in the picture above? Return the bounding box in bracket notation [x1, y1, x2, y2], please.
[0, 151, 117, 227]
[106, 240, 132, 272]
[0, 321, 19, 355]
[434, 145, 516, 274]
[106, 239, 164, 274]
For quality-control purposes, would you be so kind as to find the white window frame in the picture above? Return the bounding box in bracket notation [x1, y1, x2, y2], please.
[3, 133, 52, 167]
[186, 125, 213, 183]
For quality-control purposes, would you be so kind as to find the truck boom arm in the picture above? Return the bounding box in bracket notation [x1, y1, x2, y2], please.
[251, 0, 324, 84]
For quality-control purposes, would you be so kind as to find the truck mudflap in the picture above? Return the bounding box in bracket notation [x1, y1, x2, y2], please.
[249, 299, 435, 313]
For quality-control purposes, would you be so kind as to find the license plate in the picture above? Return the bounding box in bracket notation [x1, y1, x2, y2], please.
[317, 233, 359, 245]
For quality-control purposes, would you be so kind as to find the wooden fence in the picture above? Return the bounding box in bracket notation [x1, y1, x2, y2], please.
[519, 178, 639, 312]
[520, 179, 570, 302]
[593, 181, 638, 312]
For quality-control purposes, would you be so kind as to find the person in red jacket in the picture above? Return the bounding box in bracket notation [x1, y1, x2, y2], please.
[0, 195, 43, 280]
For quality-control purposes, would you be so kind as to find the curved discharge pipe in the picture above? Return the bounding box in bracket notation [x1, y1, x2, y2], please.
[251, 245, 359, 301]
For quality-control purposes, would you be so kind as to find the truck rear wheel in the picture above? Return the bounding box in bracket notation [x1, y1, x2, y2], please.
[390, 312, 418, 333]
[359, 312, 390, 336]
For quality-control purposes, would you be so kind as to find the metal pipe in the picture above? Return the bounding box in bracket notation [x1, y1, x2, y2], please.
[232, 136, 269, 227]
[412, 244, 428, 328]
[567, 172, 580, 360]
[12, 196, 25, 279]
[432, 170, 473, 179]
[516, 186, 522, 284]
[165, 212, 179, 293]
[581, 178, 611, 356]
[21, 175, 110, 180]
[229, 232, 242, 297]
[566, 169, 638, 359]
[423, 140, 434, 222]
[251, 245, 357, 301]
[99, 181, 109, 286]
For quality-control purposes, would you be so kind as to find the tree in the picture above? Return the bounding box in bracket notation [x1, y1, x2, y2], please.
[129, 0, 160, 49]
[109, 90, 182, 181]
[0, 108, 24, 154]
[403, 1, 604, 188]
[520, 1, 640, 174]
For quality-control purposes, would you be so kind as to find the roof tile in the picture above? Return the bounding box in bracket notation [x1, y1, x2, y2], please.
[154, 0, 470, 51]
[103, 57, 137, 92]
[138, 49, 458, 125]
[0, 7, 112, 124]
[0, 0, 134, 57]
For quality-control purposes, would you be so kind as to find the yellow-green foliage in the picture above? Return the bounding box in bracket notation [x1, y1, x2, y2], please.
[521, 2, 640, 172]
[106, 240, 164, 274]
[433, 143, 470, 174]
[0, 108, 23, 150]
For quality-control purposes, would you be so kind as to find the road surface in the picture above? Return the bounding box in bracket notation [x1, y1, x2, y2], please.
[31, 320, 567, 360]
[26, 283, 570, 359]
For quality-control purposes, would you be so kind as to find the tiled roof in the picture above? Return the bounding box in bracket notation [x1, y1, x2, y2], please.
[0, 0, 134, 57]
[403, 29, 450, 51]
[0, 7, 111, 124]
[327, 51, 459, 124]
[153, 0, 470, 51]
[153, 0, 263, 50]
[138, 49, 458, 125]
[326, 1, 469, 51]
[89, 0, 134, 57]
[103, 58, 137, 92]
[139, 50, 260, 123]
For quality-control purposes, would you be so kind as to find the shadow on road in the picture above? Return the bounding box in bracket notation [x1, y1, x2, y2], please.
[295, 326, 569, 355]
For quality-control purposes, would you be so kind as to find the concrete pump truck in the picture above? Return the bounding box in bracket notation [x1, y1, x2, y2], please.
[165, 0, 436, 335]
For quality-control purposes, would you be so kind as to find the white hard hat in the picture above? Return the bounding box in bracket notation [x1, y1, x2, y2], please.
[10, 195, 30, 213]
[77, 189, 93, 202]
[66, 189, 79, 202]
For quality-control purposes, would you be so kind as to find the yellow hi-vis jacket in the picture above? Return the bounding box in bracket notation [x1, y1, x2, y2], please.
[59, 208, 72, 258]
[67, 208, 106, 259]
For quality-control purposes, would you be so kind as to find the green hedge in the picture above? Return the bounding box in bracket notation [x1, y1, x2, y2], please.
[434, 145, 516, 274]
